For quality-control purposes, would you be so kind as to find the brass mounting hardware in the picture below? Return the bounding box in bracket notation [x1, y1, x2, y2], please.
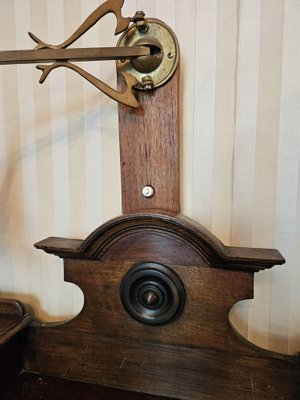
[117, 18, 179, 91]
[0, 0, 179, 108]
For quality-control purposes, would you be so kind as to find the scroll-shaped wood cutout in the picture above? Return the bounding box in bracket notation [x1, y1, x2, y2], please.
[29, 213, 300, 400]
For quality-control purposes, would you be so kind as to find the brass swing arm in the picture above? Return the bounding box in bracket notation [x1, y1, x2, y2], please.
[0, 46, 150, 65]
[0, 0, 179, 108]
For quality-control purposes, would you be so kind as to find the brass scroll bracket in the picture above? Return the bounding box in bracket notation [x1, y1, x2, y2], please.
[0, 0, 179, 108]
[30, 0, 140, 108]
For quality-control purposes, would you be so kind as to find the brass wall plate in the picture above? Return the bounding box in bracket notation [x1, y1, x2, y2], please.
[117, 18, 180, 90]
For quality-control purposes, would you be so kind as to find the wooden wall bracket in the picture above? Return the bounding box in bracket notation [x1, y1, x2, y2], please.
[118, 70, 180, 215]
[1, 0, 300, 399]
[28, 214, 299, 400]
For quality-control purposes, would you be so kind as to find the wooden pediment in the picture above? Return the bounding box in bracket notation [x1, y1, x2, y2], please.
[35, 213, 284, 272]
[28, 213, 298, 400]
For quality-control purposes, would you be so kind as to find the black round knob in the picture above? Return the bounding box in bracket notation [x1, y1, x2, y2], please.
[120, 263, 185, 325]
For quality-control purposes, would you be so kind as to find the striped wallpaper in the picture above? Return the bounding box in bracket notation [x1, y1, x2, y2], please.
[0, 0, 299, 355]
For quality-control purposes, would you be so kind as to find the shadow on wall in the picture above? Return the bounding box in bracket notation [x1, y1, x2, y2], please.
[0, 164, 21, 292]
[229, 299, 300, 357]
[0, 291, 84, 326]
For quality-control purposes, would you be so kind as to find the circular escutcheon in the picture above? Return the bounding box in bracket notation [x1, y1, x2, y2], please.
[120, 262, 185, 325]
[117, 18, 180, 90]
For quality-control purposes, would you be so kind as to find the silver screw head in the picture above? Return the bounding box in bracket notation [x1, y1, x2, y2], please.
[142, 186, 155, 198]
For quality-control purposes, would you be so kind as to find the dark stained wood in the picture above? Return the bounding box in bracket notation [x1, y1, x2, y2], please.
[2, 3, 297, 399]
[118, 71, 180, 215]
[0, 299, 31, 345]
[24, 330, 300, 400]
[0, 298, 26, 316]
[0, 334, 24, 391]
[0, 299, 31, 390]
[27, 213, 299, 399]
[34, 260, 254, 353]
[3, 372, 172, 400]
[34, 213, 285, 272]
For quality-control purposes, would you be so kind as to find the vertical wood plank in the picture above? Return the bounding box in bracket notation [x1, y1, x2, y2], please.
[118, 70, 180, 215]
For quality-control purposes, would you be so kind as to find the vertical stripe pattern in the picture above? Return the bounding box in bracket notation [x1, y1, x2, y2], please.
[0, 0, 299, 354]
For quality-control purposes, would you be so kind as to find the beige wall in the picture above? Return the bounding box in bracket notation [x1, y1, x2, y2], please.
[0, 0, 299, 355]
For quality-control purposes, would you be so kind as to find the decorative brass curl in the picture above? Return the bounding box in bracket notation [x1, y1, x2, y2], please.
[37, 62, 139, 108]
[26, 0, 139, 107]
[29, 0, 131, 50]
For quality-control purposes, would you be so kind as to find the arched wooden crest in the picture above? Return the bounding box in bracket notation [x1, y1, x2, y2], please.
[27, 212, 299, 400]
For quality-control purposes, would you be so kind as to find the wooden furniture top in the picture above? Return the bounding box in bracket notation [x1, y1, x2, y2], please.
[27, 212, 300, 400]
[0, 299, 31, 346]
[4, 373, 172, 400]
[35, 213, 284, 272]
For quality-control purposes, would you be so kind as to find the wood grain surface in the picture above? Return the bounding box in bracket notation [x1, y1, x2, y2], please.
[118, 71, 180, 215]
[0, 299, 31, 392]
[24, 329, 300, 400]
[25, 214, 299, 399]
[3, 372, 172, 400]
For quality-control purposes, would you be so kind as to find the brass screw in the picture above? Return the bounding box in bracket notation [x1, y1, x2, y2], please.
[132, 10, 149, 33]
[132, 10, 146, 22]
[141, 75, 154, 90]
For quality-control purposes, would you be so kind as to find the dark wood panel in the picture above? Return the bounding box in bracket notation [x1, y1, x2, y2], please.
[0, 300, 31, 346]
[2, 372, 172, 400]
[0, 299, 26, 316]
[0, 299, 31, 389]
[102, 230, 205, 265]
[118, 71, 180, 215]
[58, 259, 253, 354]
[35, 214, 285, 272]
[30, 212, 295, 399]
[0, 334, 25, 390]
[24, 328, 300, 400]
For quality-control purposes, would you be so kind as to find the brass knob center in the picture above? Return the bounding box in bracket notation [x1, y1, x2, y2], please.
[142, 289, 160, 306]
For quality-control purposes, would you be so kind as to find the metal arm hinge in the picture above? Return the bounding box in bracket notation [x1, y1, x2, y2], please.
[0, 0, 179, 108]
